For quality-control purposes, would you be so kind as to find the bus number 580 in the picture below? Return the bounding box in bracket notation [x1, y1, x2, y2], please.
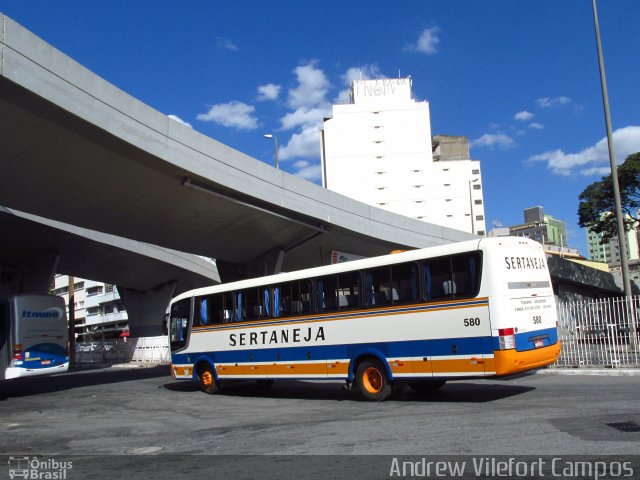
[464, 317, 480, 327]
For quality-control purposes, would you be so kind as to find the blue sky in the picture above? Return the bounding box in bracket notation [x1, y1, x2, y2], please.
[2, 1, 639, 257]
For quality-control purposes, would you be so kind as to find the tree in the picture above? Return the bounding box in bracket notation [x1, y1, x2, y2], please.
[577, 152, 640, 243]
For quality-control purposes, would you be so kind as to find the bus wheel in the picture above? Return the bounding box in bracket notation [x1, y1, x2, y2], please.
[356, 360, 392, 401]
[197, 364, 219, 395]
[409, 379, 446, 394]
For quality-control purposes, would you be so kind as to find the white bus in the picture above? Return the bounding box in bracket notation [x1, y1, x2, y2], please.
[168, 237, 561, 401]
[1, 295, 69, 380]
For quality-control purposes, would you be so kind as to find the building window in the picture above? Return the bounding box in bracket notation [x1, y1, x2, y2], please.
[476, 215, 484, 221]
[86, 286, 103, 296]
[473, 184, 482, 190]
[474, 199, 483, 205]
[472, 169, 480, 174]
[477, 230, 485, 236]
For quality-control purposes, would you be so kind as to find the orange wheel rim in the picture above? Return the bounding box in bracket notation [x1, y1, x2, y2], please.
[201, 371, 213, 386]
[362, 367, 383, 393]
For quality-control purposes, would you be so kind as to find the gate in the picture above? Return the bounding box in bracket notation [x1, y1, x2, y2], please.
[555, 296, 640, 368]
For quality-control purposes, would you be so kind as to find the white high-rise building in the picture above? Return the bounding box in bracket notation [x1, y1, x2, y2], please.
[321, 77, 486, 235]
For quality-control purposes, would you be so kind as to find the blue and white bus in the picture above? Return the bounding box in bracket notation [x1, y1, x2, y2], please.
[1, 295, 69, 380]
[168, 237, 561, 401]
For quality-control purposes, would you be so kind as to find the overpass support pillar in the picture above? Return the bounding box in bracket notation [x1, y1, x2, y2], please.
[118, 281, 177, 337]
[217, 248, 285, 283]
[0, 253, 60, 297]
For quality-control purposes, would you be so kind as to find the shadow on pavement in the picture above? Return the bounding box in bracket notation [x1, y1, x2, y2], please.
[0, 365, 169, 400]
[162, 378, 535, 403]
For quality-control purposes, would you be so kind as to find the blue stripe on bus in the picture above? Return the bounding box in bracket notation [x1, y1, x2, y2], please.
[491, 327, 559, 352]
[172, 335, 495, 367]
[191, 298, 490, 333]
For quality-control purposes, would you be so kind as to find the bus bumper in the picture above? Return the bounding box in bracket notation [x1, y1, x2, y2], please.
[4, 362, 69, 380]
[493, 342, 561, 376]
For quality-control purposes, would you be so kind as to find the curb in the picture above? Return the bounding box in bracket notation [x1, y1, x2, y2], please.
[539, 368, 640, 376]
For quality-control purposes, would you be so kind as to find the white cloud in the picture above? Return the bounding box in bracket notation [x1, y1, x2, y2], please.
[280, 106, 327, 131]
[528, 125, 640, 176]
[256, 83, 281, 101]
[536, 96, 571, 108]
[216, 37, 239, 51]
[196, 101, 258, 130]
[405, 27, 441, 55]
[470, 133, 515, 150]
[514, 110, 534, 122]
[295, 163, 322, 181]
[168, 114, 192, 128]
[287, 62, 331, 109]
[279, 126, 321, 161]
[529, 122, 544, 130]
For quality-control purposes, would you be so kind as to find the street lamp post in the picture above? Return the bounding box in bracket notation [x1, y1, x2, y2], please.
[263, 134, 279, 169]
[592, 0, 637, 351]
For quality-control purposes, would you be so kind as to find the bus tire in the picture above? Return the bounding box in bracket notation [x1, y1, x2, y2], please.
[355, 359, 392, 401]
[409, 379, 446, 394]
[197, 363, 219, 395]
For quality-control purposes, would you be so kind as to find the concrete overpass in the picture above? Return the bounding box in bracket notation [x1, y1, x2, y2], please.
[0, 14, 475, 333]
[0, 206, 220, 335]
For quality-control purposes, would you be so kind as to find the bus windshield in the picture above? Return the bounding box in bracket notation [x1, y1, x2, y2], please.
[169, 298, 191, 352]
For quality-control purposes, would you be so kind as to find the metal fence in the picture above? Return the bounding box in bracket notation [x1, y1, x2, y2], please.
[555, 296, 640, 368]
[75, 336, 169, 365]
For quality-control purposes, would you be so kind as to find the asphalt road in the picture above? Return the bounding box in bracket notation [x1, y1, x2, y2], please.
[0, 366, 639, 479]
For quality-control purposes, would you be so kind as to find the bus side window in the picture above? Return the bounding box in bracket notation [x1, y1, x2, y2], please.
[425, 258, 452, 301]
[337, 271, 361, 310]
[245, 288, 263, 320]
[235, 292, 244, 321]
[221, 292, 234, 322]
[365, 267, 392, 307]
[316, 276, 338, 312]
[198, 298, 209, 326]
[391, 262, 419, 303]
[451, 253, 481, 297]
[272, 286, 281, 317]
